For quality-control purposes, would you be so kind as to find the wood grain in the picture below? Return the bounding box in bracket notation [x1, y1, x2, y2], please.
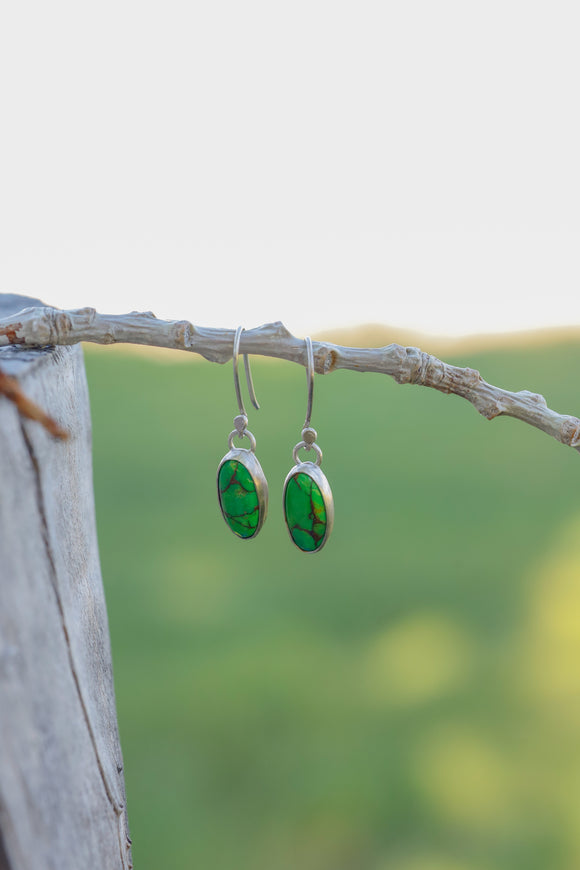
[0, 295, 131, 869]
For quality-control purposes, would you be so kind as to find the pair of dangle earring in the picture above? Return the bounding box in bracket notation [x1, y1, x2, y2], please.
[283, 336, 334, 553]
[216, 327, 269, 540]
[217, 329, 333, 552]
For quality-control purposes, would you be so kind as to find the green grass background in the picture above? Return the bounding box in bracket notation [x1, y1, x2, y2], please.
[85, 340, 580, 870]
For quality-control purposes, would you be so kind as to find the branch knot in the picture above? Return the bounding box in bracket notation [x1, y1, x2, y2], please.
[1, 304, 579, 455]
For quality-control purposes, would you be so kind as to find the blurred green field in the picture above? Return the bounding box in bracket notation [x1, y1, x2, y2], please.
[85, 340, 580, 870]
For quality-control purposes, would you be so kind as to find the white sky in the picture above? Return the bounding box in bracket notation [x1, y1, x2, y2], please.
[1, 1, 579, 338]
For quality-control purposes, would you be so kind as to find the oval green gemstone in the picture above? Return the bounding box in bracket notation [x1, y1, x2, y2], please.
[284, 471, 327, 552]
[218, 459, 261, 539]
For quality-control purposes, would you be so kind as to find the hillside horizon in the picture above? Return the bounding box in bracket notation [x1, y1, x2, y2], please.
[316, 322, 580, 357]
[83, 320, 580, 363]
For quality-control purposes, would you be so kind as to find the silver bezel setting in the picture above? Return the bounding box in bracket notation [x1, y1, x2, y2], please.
[217, 446, 269, 539]
[283, 460, 334, 554]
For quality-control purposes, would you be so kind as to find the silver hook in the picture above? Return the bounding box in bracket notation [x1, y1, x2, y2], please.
[233, 326, 260, 416]
[304, 336, 314, 429]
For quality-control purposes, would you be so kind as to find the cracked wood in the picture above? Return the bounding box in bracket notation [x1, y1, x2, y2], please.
[0, 294, 132, 870]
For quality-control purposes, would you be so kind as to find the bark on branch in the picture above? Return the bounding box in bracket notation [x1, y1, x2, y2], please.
[1, 304, 579, 454]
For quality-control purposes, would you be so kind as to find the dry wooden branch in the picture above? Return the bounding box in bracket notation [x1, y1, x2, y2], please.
[1, 304, 579, 453]
[0, 368, 69, 439]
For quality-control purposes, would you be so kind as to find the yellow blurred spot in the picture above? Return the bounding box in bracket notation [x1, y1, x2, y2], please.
[377, 855, 489, 870]
[413, 725, 514, 829]
[513, 517, 580, 859]
[365, 614, 473, 707]
[257, 814, 366, 870]
[523, 519, 580, 701]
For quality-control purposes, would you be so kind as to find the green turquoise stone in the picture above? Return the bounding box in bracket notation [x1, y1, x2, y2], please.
[218, 459, 260, 539]
[284, 471, 327, 552]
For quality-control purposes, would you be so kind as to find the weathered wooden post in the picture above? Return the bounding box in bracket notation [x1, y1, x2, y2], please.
[0, 294, 132, 869]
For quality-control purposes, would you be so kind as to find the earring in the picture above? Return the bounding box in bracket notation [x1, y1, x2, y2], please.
[283, 336, 334, 553]
[217, 327, 268, 540]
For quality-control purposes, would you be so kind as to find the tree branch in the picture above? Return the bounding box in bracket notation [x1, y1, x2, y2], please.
[0, 369, 69, 439]
[1, 305, 579, 453]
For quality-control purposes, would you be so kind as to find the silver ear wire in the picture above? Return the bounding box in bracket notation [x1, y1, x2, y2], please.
[300, 336, 318, 453]
[233, 326, 260, 416]
[303, 335, 314, 429]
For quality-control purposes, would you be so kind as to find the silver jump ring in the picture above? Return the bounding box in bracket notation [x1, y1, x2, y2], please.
[228, 428, 257, 452]
[292, 441, 323, 466]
